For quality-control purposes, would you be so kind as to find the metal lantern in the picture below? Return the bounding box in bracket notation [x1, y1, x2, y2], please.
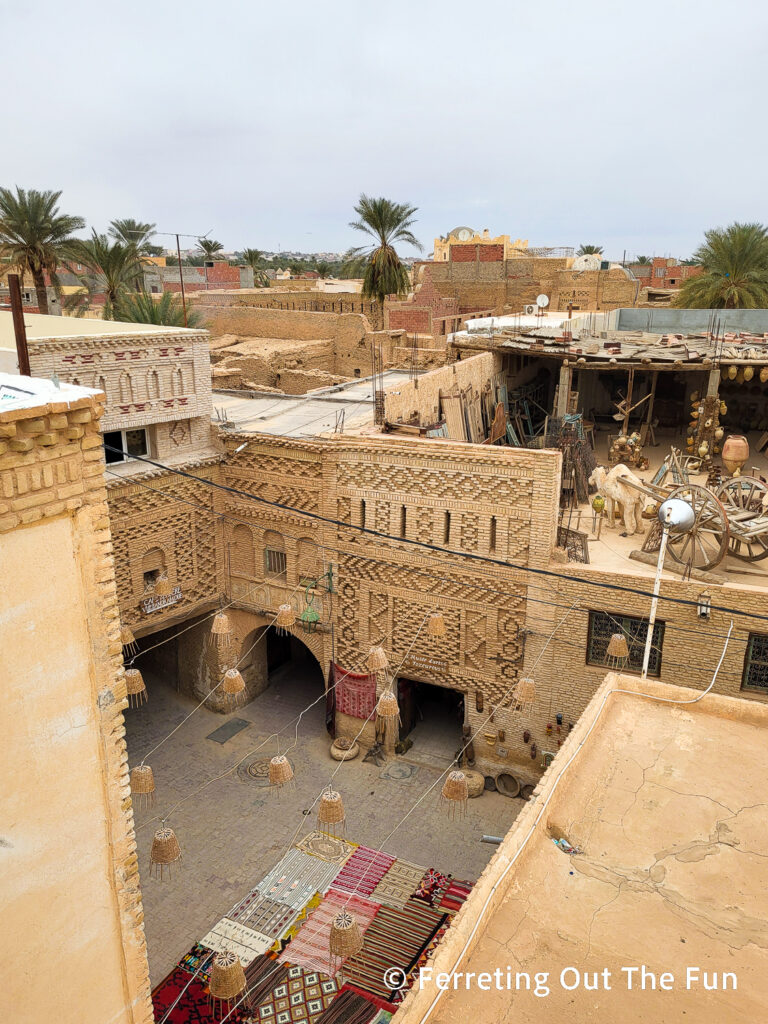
[269, 754, 294, 791]
[300, 604, 321, 634]
[606, 633, 630, 667]
[124, 667, 147, 708]
[441, 770, 468, 820]
[130, 764, 155, 809]
[149, 825, 181, 880]
[209, 950, 247, 1017]
[366, 645, 389, 673]
[275, 603, 295, 635]
[120, 624, 138, 657]
[317, 788, 346, 838]
[153, 573, 173, 598]
[426, 610, 446, 638]
[329, 910, 364, 972]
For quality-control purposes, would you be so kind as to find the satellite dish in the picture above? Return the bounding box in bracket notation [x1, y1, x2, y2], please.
[658, 498, 695, 535]
[536, 294, 550, 308]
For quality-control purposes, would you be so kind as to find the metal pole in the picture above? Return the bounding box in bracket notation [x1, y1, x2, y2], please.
[641, 507, 672, 680]
[176, 234, 188, 327]
[8, 274, 31, 376]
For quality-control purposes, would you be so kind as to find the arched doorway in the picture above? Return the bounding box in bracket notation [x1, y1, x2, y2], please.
[235, 624, 325, 710]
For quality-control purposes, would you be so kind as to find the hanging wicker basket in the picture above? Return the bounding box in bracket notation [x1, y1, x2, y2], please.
[511, 676, 536, 710]
[153, 573, 174, 598]
[269, 754, 294, 790]
[124, 667, 147, 707]
[376, 689, 400, 720]
[210, 950, 246, 1001]
[441, 770, 468, 819]
[606, 633, 629, 666]
[426, 610, 446, 638]
[130, 764, 155, 808]
[120, 624, 138, 656]
[222, 667, 246, 695]
[275, 603, 295, 635]
[365, 645, 389, 672]
[318, 789, 345, 837]
[150, 826, 181, 879]
[329, 910, 364, 961]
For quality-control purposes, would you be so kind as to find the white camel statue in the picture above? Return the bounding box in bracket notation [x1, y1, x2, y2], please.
[589, 463, 646, 535]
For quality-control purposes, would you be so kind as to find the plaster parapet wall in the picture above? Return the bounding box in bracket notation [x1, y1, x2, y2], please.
[0, 391, 153, 1024]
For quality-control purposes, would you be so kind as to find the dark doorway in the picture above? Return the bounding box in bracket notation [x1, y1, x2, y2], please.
[264, 626, 324, 696]
[397, 678, 464, 764]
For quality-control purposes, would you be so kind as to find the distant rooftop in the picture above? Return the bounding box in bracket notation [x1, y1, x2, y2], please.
[212, 370, 414, 438]
[0, 311, 204, 351]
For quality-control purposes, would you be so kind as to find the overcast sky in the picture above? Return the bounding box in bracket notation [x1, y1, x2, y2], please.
[3, 0, 765, 260]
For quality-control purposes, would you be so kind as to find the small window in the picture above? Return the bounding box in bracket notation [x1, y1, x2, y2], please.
[742, 633, 768, 692]
[443, 511, 451, 545]
[265, 548, 287, 578]
[143, 568, 160, 589]
[654, 267, 665, 277]
[587, 610, 664, 677]
[400, 505, 407, 538]
[103, 427, 149, 464]
[489, 516, 497, 553]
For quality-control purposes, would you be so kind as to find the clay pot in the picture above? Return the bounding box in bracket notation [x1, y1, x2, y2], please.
[744, 366, 754, 382]
[760, 367, 768, 383]
[722, 435, 750, 475]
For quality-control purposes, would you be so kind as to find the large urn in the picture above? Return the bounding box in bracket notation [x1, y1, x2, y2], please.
[722, 434, 749, 475]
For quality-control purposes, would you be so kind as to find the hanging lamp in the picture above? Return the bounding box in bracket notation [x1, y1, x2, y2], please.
[426, 610, 446, 638]
[130, 764, 155, 809]
[120, 624, 138, 657]
[153, 573, 173, 598]
[149, 825, 181, 879]
[269, 754, 294, 791]
[124, 666, 148, 708]
[317, 788, 345, 838]
[511, 676, 536, 712]
[441, 770, 469, 820]
[275, 603, 295, 635]
[221, 667, 246, 704]
[366, 645, 389, 673]
[300, 604, 321, 634]
[329, 910, 364, 973]
[210, 609, 234, 657]
[376, 688, 400, 721]
[209, 950, 247, 1017]
[606, 633, 630, 668]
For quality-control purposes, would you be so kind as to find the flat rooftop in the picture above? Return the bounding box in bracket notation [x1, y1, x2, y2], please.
[212, 370, 415, 437]
[398, 673, 768, 1024]
[0, 372, 100, 413]
[0, 311, 204, 349]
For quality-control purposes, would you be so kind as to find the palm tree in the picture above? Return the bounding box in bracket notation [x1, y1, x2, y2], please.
[674, 222, 768, 309]
[0, 187, 85, 314]
[115, 289, 201, 327]
[315, 260, 333, 279]
[240, 247, 269, 286]
[346, 194, 422, 303]
[74, 231, 144, 319]
[635, 255, 651, 265]
[109, 218, 156, 252]
[576, 243, 604, 256]
[197, 238, 224, 260]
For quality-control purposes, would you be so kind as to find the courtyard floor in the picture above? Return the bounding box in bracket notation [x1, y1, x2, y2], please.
[125, 661, 522, 986]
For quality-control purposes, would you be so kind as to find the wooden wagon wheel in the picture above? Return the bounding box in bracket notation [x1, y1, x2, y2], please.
[716, 476, 768, 561]
[666, 484, 729, 571]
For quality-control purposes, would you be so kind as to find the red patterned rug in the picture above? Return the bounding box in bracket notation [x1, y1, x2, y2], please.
[151, 964, 248, 1023]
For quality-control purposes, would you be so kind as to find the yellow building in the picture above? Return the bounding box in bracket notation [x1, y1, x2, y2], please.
[433, 227, 529, 261]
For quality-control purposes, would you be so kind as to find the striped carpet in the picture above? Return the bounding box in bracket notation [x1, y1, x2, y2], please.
[256, 849, 342, 909]
[370, 859, 425, 910]
[344, 900, 447, 1001]
[332, 846, 395, 898]
[279, 888, 380, 977]
[437, 878, 473, 915]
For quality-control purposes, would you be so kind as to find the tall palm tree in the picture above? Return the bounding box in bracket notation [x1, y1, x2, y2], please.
[576, 243, 604, 256]
[116, 289, 201, 327]
[109, 218, 156, 252]
[0, 187, 85, 314]
[346, 194, 422, 303]
[197, 238, 224, 260]
[635, 255, 651, 265]
[315, 260, 333, 279]
[74, 231, 144, 319]
[240, 247, 269, 286]
[674, 222, 768, 309]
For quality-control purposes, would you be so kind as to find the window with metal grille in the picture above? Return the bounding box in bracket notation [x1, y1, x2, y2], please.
[586, 610, 664, 677]
[264, 548, 287, 578]
[742, 633, 768, 692]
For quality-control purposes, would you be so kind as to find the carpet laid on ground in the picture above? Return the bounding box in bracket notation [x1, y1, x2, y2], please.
[412, 868, 450, 907]
[256, 848, 342, 909]
[312, 986, 382, 1024]
[201, 917, 274, 965]
[278, 888, 380, 976]
[251, 964, 338, 1024]
[296, 830, 357, 866]
[178, 943, 215, 981]
[331, 845, 395, 898]
[227, 892, 300, 938]
[437, 877, 473, 915]
[343, 900, 448, 1001]
[152, 964, 248, 1023]
[370, 858, 425, 910]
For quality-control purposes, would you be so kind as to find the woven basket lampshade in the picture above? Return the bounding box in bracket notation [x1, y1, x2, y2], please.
[376, 689, 400, 720]
[269, 754, 294, 791]
[317, 788, 346, 838]
[120, 624, 138, 657]
[209, 950, 247, 1015]
[441, 770, 469, 820]
[222, 667, 246, 696]
[149, 825, 181, 880]
[606, 633, 630, 667]
[329, 909, 364, 971]
[511, 676, 536, 712]
[210, 610, 234, 649]
[153, 573, 173, 598]
[366, 645, 389, 673]
[124, 667, 147, 708]
[275, 603, 295, 636]
[426, 610, 446, 638]
[130, 764, 155, 809]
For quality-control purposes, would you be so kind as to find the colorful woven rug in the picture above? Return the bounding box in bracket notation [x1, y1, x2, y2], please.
[370, 859, 425, 910]
[277, 892, 323, 949]
[252, 964, 338, 1024]
[313, 986, 382, 1024]
[244, 954, 290, 1010]
[331, 662, 377, 720]
[437, 878, 473, 915]
[256, 849, 342, 909]
[344, 901, 447, 1001]
[228, 893, 299, 938]
[412, 868, 450, 907]
[201, 917, 274, 965]
[178, 943, 214, 982]
[296, 830, 357, 866]
[278, 888, 380, 976]
[152, 964, 248, 1023]
[339, 984, 398, 1015]
[332, 846, 395, 898]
